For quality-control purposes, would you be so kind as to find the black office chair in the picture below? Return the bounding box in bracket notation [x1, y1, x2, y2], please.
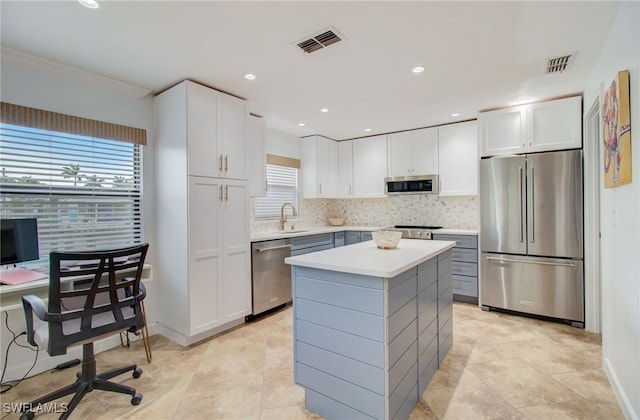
[20, 244, 149, 420]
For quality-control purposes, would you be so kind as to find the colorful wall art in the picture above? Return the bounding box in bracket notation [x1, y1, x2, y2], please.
[602, 69, 632, 188]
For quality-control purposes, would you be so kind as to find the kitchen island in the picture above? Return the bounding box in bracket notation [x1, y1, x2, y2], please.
[285, 238, 456, 420]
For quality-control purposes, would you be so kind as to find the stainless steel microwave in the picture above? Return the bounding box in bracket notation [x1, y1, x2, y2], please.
[385, 175, 439, 195]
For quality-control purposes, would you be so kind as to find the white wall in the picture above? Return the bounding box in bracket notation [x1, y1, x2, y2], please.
[583, 2, 640, 418]
[0, 56, 157, 380]
[265, 126, 301, 159]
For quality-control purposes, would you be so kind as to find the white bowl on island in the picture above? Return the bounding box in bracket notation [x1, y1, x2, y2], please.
[371, 230, 402, 249]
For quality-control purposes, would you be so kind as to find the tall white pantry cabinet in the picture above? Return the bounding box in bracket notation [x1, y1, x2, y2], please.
[154, 80, 251, 345]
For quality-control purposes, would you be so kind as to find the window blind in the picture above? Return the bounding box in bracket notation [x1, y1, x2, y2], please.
[254, 164, 298, 220]
[0, 123, 142, 264]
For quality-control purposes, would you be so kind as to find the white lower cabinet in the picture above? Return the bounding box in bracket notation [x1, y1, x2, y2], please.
[157, 176, 250, 345]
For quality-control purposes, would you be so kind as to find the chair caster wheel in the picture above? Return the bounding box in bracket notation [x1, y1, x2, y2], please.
[20, 412, 34, 420]
[131, 393, 143, 405]
[133, 367, 143, 378]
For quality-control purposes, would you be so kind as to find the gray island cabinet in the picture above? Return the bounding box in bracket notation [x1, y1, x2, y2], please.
[285, 239, 455, 420]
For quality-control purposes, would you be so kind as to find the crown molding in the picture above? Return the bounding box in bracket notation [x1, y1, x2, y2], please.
[1, 46, 153, 99]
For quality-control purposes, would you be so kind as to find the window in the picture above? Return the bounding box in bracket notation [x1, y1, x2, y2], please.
[0, 103, 146, 265]
[254, 163, 298, 220]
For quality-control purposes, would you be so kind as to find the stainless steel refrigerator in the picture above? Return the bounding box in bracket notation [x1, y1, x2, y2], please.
[480, 149, 584, 327]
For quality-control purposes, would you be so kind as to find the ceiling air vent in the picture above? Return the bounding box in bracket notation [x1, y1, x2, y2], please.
[545, 54, 573, 74]
[296, 27, 344, 53]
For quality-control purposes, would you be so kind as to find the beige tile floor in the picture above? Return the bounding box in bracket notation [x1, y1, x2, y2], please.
[3, 302, 624, 419]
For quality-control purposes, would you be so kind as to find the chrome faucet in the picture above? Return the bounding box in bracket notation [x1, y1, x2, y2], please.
[279, 202, 298, 231]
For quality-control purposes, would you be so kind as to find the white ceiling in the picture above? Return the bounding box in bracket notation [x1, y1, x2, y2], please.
[0, 1, 620, 140]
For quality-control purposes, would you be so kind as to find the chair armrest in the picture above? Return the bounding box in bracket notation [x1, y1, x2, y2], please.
[21, 295, 49, 346]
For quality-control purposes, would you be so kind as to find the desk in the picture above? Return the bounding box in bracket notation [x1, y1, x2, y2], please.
[0, 265, 153, 383]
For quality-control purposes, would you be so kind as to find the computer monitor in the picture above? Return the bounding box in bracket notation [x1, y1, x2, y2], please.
[0, 217, 40, 265]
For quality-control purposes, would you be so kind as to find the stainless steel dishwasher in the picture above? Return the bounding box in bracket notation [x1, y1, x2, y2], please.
[251, 238, 292, 316]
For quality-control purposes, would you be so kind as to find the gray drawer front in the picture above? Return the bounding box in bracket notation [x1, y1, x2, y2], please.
[334, 231, 345, 247]
[290, 233, 334, 251]
[433, 234, 478, 249]
[345, 231, 361, 245]
[361, 231, 373, 241]
[451, 248, 478, 263]
[452, 274, 478, 297]
[451, 261, 478, 277]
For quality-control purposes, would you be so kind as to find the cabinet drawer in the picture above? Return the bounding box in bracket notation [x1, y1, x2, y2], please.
[290, 233, 334, 252]
[452, 274, 478, 297]
[433, 234, 477, 249]
[451, 248, 478, 263]
[452, 261, 477, 277]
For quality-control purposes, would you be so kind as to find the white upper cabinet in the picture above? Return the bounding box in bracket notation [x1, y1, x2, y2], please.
[438, 121, 478, 196]
[181, 80, 248, 179]
[246, 115, 266, 197]
[353, 135, 388, 198]
[387, 127, 438, 177]
[301, 136, 338, 198]
[479, 96, 581, 157]
[527, 96, 582, 153]
[338, 140, 354, 198]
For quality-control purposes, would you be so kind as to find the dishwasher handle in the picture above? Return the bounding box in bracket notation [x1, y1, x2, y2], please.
[255, 244, 291, 253]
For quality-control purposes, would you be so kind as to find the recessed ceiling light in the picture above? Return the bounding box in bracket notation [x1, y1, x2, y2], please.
[451, 113, 460, 117]
[78, 0, 101, 9]
[412, 66, 425, 74]
[298, 122, 306, 127]
[364, 128, 372, 132]
[320, 108, 329, 113]
[244, 73, 256, 80]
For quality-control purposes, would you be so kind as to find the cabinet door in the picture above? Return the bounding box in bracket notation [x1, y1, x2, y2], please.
[353, 135, 388, 198]
[324, 139, 338, 198]
[387, 132, 413, 177]
[187, 82, 221, 177]
[188, 176, 223, 335]
[338, 140, 353, 198]
[221, 95, 248, 180]
[412, 127, 439, 175]
[438, 121, 478, 196]
[528, 96, 582, 152]
[300, 136, 318, 198]
[247, 115, 266, 197]
[479, 106, 526, 157]
[222, 179, 251, 321]
[345, 231, 361, 245]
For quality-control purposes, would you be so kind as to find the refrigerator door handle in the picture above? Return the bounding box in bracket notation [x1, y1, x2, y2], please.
[486, 256, 576, 268]
[519, 166, 524, 243]
[529, 166, 535, 243]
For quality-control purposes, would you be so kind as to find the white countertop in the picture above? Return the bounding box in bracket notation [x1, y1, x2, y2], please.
[285, 238, 456, 278]
[251, 225, 383, 242]
[435, 228, 479, 235]
[251, 226, 477, 242]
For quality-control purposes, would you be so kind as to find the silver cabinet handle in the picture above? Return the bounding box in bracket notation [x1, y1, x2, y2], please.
[486, 256, 575, 268]
[218, 185, 223, 201]
[224, 185, 229, 201]
[256, 244, 291, 252]
[218, 155, 223, 172]
[224, 155, 228, 172]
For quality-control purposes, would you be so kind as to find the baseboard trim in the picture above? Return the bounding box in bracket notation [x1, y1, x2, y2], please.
[603, 356, 637, 419]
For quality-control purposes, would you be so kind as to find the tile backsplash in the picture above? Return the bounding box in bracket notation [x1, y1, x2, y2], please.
[251, 195, 479, 232]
